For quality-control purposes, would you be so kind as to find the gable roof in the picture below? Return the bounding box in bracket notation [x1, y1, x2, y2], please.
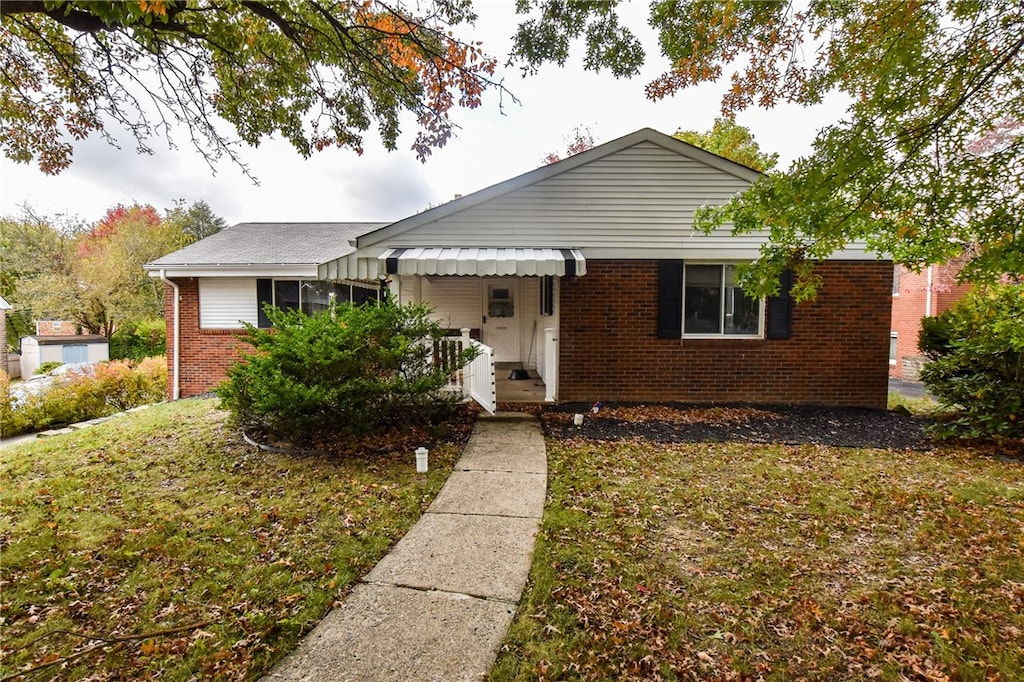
[356, 127, 762, 250]
[145, 222, 386, 278]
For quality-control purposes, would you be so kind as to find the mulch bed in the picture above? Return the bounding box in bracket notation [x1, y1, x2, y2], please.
[542, 402, 933, 450]
[243, 403, 481, 457]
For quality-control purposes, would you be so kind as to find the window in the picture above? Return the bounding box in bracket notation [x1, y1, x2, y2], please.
[683, 264, 762, 336]
[892, 265, 901, 296]
[890, 332, 898, 365]
[487, 285, 514, 318]
[257, 279, 381, 327]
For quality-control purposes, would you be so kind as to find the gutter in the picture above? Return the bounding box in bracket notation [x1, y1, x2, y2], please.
[158, 270, 181, 400]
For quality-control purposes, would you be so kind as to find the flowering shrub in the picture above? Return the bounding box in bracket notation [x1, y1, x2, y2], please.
[0, 358, 167, 437]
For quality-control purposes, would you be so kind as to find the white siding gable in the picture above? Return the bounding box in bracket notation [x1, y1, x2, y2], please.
[200, 278, 258, 329]
[362, 137, 770, 260]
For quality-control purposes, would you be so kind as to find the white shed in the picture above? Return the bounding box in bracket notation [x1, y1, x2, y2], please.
[19, 335, 109, 378]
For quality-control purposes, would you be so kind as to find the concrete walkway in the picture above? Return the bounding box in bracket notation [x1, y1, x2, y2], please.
[262, 412, 547, 682]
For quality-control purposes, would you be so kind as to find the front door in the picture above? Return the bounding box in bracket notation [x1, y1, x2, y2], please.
[482, 279, 520, 363]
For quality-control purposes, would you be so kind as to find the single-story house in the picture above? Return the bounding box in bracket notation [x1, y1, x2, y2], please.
[19, 334, 109, 378]
[145, 128, 892, 410]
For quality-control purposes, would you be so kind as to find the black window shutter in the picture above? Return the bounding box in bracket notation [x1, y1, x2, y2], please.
[766, 269, 794, 340]
[540, 275, 554, 316]
[657, 260, 683, 339]
[256, 278, 273, 328]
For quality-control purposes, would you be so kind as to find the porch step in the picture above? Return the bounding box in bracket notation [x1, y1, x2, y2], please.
[478, 411, 540, 422]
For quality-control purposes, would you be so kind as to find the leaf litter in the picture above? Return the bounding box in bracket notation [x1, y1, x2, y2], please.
[489, 404, 1024, 681]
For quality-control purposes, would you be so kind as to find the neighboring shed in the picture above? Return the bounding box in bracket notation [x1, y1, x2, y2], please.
[20, 335, 109, 378]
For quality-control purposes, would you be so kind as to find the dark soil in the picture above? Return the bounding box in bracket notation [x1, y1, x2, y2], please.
[542, 402, 934, 450]
[244, 403, 481, 457]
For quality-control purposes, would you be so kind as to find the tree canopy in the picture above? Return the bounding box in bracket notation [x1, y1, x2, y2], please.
[164, 199, 227, 243]
[1, 203, 194, 338]
[674, 118, 777, 173]
[1, 1, 502, 176]
[513, 1, 1024, 298]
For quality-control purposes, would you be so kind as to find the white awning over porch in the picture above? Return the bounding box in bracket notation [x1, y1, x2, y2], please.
[379, 247, 586, 277]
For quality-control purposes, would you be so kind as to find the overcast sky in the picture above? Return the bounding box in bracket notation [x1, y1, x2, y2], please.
[0, 2, 847, 227]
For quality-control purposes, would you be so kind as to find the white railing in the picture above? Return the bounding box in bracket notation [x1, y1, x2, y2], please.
[541, 326, 557, 402]
[432, 329, 495, 414]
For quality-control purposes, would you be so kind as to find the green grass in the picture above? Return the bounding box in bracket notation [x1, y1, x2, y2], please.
[491, 431, 1024, 681]
[0, 398, 465, 680]
[888, 390, 939, 415]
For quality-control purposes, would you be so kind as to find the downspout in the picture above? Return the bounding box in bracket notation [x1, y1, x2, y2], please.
[925, 265, 934, 317]
[158, 270, 181, 400]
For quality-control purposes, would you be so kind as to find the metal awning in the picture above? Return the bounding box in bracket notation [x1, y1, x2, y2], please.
[379, 247, 586, 277]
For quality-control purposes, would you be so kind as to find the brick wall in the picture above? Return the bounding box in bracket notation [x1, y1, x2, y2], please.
[165, 279, 249, 398]
[35, 320, 81, 336]
[559, 260, 892, 409]
[889, 263, 970, 378]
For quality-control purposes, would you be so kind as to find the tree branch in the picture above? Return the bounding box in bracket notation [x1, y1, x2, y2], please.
[0, 620, 215, 682]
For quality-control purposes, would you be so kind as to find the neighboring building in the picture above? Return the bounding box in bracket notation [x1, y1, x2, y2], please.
[19, 335, 110, 378]
[890, 263, 971, 380]
[34, 320, 83, 336]
[146, 128, 892, 409]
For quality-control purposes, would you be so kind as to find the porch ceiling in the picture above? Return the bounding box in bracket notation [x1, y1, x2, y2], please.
[379, 247, 586, 277]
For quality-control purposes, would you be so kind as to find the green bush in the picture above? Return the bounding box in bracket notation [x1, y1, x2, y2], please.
[918, 285, 1024, 441]
[216, 302, 479, 441]
[34, 361, 63, 375]
[0, 373, 32, 437]
[110, 319, 166, 360]
[0, 358, 167, 437]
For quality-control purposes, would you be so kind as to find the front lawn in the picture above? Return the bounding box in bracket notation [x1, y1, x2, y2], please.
[492, 409, 1024, 681]
[0, 398, 470, 680]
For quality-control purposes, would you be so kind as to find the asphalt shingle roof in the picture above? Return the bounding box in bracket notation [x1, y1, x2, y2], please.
[147, 222, 388, 267]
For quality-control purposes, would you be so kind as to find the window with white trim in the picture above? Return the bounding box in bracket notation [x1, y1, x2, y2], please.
[683, 264, 763, 337]
[257, 279, 381, 327]
[890, 332, 898, 365]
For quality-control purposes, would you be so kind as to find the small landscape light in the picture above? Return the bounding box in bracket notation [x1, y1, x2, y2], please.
[415, 447, 429, 473]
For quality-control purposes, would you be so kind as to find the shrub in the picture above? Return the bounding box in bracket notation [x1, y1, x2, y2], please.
[34, 361, 63, 375]
[216, 302, 479, 441]
[110, 319, 166, 360]
[0, 373, 32, 437]
[918, 285, 1024, 440]
[0, 358, 167, 437]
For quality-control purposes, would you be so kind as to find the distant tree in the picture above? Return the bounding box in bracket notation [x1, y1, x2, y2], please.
[542, 125, 596, 164]
[10, 204, 189, 338]
[674, 118, 777, 172]
[1, 1, 504, 176]
[164, 199, 227, 243]
[0, 207, 80, 345]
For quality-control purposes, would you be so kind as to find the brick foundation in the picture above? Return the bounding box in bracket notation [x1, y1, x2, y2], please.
[558, 260, 893, 409]
[165, 279, 250, 399]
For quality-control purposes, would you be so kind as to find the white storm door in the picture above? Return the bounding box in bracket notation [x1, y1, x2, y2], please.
[482, 279, 520, 363]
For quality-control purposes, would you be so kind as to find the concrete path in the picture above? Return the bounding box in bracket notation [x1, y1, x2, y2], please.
[262, 412, 547, 682]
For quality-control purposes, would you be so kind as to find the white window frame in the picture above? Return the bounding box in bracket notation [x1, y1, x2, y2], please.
[890, 332, 898, 365]
[681, 262, 765, 339]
